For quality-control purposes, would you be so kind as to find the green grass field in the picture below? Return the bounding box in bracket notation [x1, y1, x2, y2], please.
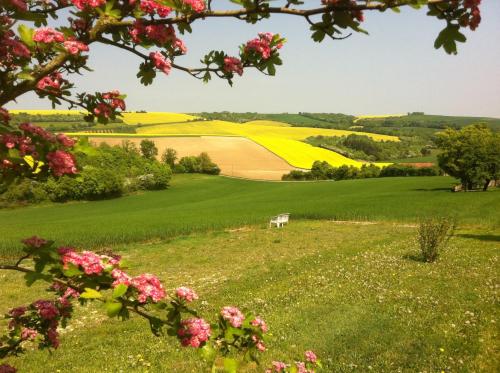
[1, 220, 498, 372]
[1, 175, 498, 257]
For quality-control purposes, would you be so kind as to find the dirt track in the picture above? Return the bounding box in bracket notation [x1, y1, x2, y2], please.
[89, 136, 297, 180]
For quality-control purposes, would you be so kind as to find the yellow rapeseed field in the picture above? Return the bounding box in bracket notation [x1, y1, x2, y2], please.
[21, 110, 398, 169]
[135, 119, 397, 169]
[122, 112, 199, 125]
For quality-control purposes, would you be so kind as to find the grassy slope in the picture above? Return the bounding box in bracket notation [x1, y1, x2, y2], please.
[1, 221, 498, 372]
[1, 175, 498, 256]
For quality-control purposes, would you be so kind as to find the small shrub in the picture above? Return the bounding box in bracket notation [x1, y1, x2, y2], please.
[417, 217, 456, 262]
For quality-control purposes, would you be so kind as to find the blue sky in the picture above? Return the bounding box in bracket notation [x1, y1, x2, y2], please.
[9, 0, 500, 117]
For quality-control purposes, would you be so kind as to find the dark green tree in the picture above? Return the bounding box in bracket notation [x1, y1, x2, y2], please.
[161, 148, 178, 168]
[435, 125, 500, 191]
[140, 139, 158, 160]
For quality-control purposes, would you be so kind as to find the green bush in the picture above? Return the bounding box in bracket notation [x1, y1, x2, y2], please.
[176, 153, 220, 175]
[417, 217, 455, 262]
[138, 163, 172, 190]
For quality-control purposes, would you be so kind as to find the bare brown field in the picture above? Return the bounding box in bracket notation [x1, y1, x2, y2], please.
[89, 136, 297, 180]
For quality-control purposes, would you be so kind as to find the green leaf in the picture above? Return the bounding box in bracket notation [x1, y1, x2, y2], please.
[112, 284, 128, 299]
[223, 358, 238, 373]
[80, 288, 102, 299]
[18, 24, 34, 47]
[105, 301, 123, 317]
[62, 263, 83, 277]
[199, 344, 216, 362]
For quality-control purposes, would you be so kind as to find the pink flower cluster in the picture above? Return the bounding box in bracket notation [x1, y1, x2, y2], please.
[251, 334, 266, 352]
[33, 300, 59, 320]
[223, 56, 243, 76]
[71, 0, 105, 10]
[305, 350, 317, 364]
[46, 150, 78, 177]
[33, 27, 65, 43]
[20, 327, 38, 341]
[178, 318, 211, 347]
[251, 317, 268, 333]
[131, 273, 166, 303]
[463, 0, 481, 30]
[56, 133, 76, 147]
[7, 0, 27, 11]
[0, 364, 17, 373]
[0, 30, 31, 66]
[22, 236, 48, 248]
[139, 0, 172, 17]
[149, 51, 172, 75]
[111, 269, 165, 303]
[58, 247, 120, 274]
[129, 22, 187, 53]
[221, 306, 245, 328]
[111, 268, 132, 286]
[93, 90, 126, 119]
[175, 286, 198, 303]
[0, 108, 10, 124]
[245, 32, 283, 60]
[63, 40, 89, 55]
[182, 0, 205, 13]
[266, 361, 288, 373]
[32, 27, 89, 55]
[36, 72, 64, 94]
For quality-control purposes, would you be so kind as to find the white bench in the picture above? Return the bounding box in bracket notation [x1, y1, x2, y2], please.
[269, 213, 290, 228]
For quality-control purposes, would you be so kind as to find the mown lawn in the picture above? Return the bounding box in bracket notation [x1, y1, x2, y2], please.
[0, 221, 498, 372]
[0, 175, 499, 256]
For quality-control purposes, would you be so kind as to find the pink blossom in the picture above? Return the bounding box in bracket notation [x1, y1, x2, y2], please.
[0, 364, 17, 373]
[20, 327, 38, 341]
[182, 0, 205, 13]
[295, 362, 308, 373]
[177, 318, 211, 347]
[4, 37, 31, 59]
[111, 268, 132, 287]
[175, 287, 198, 303]
[47, 326, 59, 348]
[63, 40, 89, 55]
[131, 273, 165, 303]
[8, 0, 27, 11]
[22, 236, 48, 248]
[251, 335, 266, 351]
[46, 150, 78, 176]
[270, 361, 288, 372]
[0, 108, 10, 124]
[1, 134, 18, 149]
[71, 0, 105, 10]
[33, 28, 65, 43]
[56, 133, 76, 148]
[251, 317, 268, 333]
[36, 72, 64, 93]
[79, 251, 105, 275]
[19, 122, 56, 142]
[102, 90, 126, 110]
[93, 103, 112, 118]
[149, 51, 171, 75]
[9, 306, 27, 318]
[139, 0, 171, 17]
[224, 56, 243, 76]
[305, 350, 317, 364]
[33, 300, 59, 320]
[220, 306, 245, 328]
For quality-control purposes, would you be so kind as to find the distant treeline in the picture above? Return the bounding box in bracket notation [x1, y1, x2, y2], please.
[282, 161, 441, 181]
[305, 134, 432, 162]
